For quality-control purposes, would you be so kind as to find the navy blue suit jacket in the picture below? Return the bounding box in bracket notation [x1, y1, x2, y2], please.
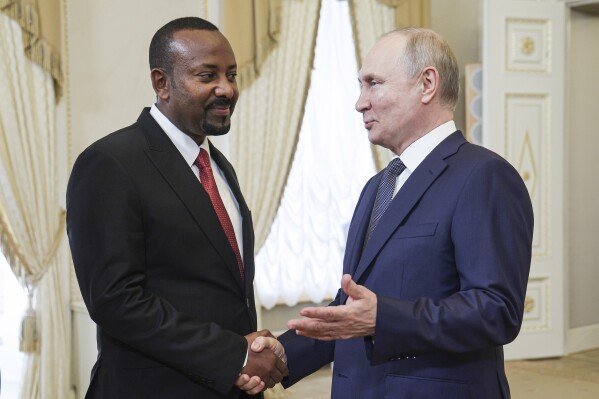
[279, 131, 534, 399]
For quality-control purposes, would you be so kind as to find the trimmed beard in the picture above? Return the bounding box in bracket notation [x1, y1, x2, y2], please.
[202, 118, 231, 136]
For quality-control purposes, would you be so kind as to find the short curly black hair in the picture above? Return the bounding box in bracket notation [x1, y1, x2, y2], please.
[149, 17, 219, 75]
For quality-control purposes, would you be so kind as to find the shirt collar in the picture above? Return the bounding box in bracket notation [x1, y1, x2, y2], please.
[399, 120, 456, 172]
[149, 104, 209, 166]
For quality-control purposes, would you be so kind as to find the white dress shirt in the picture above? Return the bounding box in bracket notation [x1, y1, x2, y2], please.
[393, 120, 457, 197]
[149, 105, 244, 259]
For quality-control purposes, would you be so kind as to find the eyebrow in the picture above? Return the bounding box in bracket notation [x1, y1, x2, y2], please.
[358, 73, 376, 82]
[198, 63, 237, 70]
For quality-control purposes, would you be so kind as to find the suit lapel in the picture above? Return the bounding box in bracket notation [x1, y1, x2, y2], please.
[351, 132, 467, 286]
[137, 109, 245, 292]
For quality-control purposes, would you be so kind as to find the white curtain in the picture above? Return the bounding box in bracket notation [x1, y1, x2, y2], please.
[229, 0, 321, 251]
[349, 0, 397, 171]
[0, 14, 71, 399]
[255, 0, 376, 309]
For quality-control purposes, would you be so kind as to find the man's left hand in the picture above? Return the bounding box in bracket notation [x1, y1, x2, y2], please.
[286, 274, 377, 340]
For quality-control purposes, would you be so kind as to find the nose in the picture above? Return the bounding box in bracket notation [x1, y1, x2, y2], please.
[355, 88, 370, 113]
[214, 77, 236, 98]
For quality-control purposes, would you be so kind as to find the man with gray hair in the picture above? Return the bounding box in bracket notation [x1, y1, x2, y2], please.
[243, 27, 533, 398]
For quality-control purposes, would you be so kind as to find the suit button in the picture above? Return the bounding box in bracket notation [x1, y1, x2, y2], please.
[246, 298, 250, 308]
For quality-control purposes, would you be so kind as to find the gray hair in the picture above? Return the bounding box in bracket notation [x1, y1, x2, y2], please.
[388, 27, 460, 110]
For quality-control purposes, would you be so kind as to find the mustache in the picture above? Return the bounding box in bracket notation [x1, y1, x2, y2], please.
[206, 98, 233, 109]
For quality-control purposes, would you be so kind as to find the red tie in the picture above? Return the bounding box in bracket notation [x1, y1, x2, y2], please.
[195, 148, 244, 281]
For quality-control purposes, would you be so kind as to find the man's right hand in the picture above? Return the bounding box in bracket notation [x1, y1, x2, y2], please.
[241, 340, 289, 388]
[237, 336, 288, 394]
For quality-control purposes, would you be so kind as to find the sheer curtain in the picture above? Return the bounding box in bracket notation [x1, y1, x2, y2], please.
[0, 14, 71, 399]
[229, 0, 321, 252]
[255, 0, 376, 309]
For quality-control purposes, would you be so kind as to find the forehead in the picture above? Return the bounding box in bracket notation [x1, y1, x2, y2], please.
[170, 29, 236, 67]
[359, 34, 406, 79]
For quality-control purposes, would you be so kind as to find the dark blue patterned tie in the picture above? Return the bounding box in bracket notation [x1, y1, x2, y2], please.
[365, 158, 406, 244]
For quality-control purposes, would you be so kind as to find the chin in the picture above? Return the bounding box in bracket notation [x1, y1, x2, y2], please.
[367, 130, 384, 146]
[203, 123, 231, 136]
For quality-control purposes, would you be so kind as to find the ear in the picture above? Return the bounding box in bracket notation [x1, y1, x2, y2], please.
[420, 66, 440, 105]
[151, 68, 170, 101]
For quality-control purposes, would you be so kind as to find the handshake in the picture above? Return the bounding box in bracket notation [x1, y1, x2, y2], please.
[236, 330, 288, 395]
[234, 275, 375, 395]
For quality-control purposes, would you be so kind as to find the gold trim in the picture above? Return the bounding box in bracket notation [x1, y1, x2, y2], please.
[524, 295, 534, 313]
[520, 36, 535, 55]
[0, 206, 29, 284]
[0, 0, 63, 99]
[518, 130, 538, 198]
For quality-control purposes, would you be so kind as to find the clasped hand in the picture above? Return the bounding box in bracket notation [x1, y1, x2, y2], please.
[236, 275, 377, 394]
[236, 330, 288, 395]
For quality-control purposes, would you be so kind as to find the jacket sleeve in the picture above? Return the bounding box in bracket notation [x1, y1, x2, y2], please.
[278, 293, 339, 387]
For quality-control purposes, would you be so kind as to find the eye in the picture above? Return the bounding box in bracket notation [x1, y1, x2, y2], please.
[197, 73, 216, 80]
[370, 80, 380, 87]
[227, 73, 238, 82]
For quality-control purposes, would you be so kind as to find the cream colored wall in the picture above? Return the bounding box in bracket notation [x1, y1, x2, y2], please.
[430, 0, 482, 132]
[66, 0, 211, 166]
[567, 9, 599, 329]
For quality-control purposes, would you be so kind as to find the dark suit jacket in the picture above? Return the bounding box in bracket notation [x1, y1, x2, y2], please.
[67, 108, 259, 399]
[279, 131, 534, 399]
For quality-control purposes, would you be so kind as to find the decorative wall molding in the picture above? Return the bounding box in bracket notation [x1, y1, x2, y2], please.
[506, 18, 551, 73]
[505, 93, 549, 258]
[522, 277, 551, 332]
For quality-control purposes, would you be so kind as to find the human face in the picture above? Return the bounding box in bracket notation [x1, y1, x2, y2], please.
[158, 29, 239, 143]
[355, 35, 423, 155]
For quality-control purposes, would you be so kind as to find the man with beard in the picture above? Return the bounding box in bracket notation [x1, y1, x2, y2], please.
[67, 17, 287, 399]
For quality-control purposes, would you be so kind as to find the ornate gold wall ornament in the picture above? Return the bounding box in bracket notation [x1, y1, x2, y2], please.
[505, 18, 551, 74]
[518, 130, 538, 197]
[521, 36, 535, 55]
[524, 295, 535, 313]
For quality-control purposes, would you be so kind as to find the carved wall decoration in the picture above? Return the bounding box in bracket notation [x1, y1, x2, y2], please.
[522, 277, 551, 332]
[506, 18, 551, 73]
[524, 295, 534, 314]
[505, 94, 549, 258]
